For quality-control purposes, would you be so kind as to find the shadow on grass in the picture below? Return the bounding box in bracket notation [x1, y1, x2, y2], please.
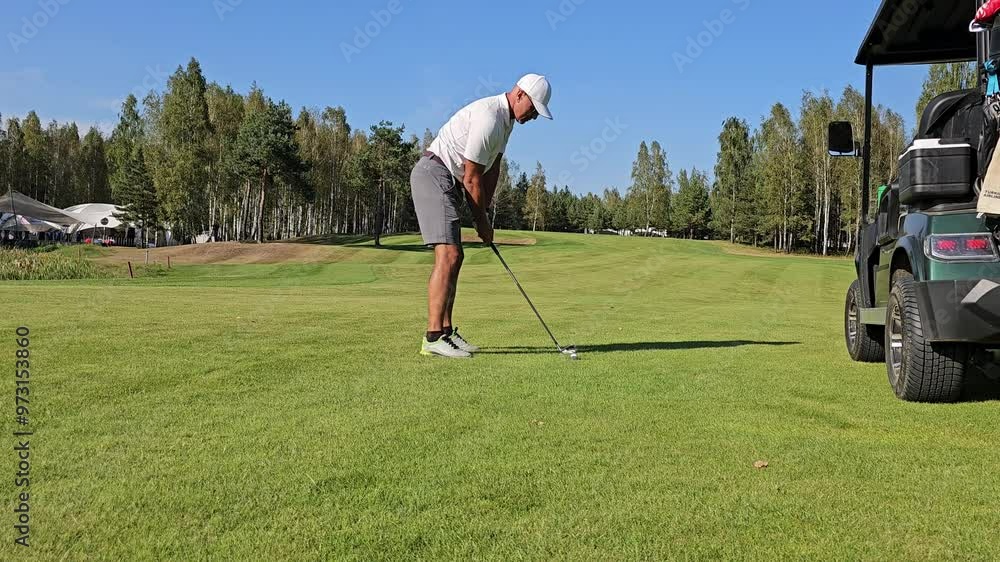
[289, 234, 381, 246]
[366, 244, 431, 253]
[287, 234, 522, 252]
[478, 340, 801, 355]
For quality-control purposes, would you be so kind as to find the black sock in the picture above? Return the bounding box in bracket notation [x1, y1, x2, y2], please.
[426, 331, 444, 343]
[442, 326, 453, 337]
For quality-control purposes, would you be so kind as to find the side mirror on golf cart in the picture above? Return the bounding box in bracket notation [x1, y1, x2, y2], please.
[828, 121, 857, 156]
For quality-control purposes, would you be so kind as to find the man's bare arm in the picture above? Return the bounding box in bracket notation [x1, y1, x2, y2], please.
[482, 153, 503, 207]
[463, 159, 494, 243]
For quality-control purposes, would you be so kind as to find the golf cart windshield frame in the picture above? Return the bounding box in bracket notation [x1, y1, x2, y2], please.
[854, 0, 986, 222]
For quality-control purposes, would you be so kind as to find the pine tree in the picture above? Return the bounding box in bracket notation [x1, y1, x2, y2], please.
[115, 146, 158, 247]
[510, 171, 529, 230]
[545, 186, 574, 232]
[229, 96, 308, 243]
[603, 188, 628, 231]
[158, 58, 214, 239]
[109, 95, 146, 205]
[583, 194, 606, 232]
[673, 168, 711, 239]
[360, 121, 412, 246]
[567, 191, 591, 232]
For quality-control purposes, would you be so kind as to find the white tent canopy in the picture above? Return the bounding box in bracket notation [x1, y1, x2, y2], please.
[0, 214, 61, 233]
[62, 203, 130, 234]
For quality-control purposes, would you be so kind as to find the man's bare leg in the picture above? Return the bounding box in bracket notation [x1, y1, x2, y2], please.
[428, 244, 463, 332]
[443, 252, 463, 329]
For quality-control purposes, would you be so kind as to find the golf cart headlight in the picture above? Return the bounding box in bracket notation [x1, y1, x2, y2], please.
[925, 234, 999, 261]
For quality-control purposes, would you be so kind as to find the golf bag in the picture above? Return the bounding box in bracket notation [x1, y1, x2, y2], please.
[979, 58, 1000, 216]
[980, 60, 1000, 177]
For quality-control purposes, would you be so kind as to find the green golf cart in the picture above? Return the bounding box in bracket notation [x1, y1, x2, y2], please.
[835, 0, 1000, 402]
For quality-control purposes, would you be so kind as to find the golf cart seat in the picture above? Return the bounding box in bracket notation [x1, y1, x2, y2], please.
[916, 89, 982, 142]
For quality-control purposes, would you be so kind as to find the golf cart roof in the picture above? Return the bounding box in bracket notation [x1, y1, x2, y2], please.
[855, 0, 977, 66]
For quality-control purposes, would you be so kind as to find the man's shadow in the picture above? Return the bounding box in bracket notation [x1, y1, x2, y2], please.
[477, 340, 801, 354]
[290, 235, 526, 253]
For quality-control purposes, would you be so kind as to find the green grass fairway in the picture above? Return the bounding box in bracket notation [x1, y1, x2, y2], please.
[4, 231, 1000, 560]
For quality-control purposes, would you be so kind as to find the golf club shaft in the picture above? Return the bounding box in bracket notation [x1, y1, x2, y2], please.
[490, 243, 563, 350]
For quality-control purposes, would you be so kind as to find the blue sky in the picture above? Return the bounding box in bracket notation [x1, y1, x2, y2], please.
[1, 0, 929, 195]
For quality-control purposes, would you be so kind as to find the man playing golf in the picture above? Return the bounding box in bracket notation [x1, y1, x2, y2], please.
[410, 73, 553, 358]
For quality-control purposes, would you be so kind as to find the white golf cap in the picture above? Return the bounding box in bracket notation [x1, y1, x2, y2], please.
[517, 73, 553, 119]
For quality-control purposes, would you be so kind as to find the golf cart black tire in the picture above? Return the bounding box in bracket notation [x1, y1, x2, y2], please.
[845, 279, 885, 362]
[886, 271, 968, 403]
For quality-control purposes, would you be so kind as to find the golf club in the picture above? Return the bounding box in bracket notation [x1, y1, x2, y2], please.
[490, 242, 578, 360]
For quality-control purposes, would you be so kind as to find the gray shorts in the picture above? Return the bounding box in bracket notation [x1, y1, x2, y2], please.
[410, 156, 465, 246]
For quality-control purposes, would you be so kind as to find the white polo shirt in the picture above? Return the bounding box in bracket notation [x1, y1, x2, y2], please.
[428, 94, 514, 182]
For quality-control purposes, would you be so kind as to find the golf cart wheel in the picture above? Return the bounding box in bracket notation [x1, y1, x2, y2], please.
[845, 279, 885, 362]
[885, 271, 968, 403]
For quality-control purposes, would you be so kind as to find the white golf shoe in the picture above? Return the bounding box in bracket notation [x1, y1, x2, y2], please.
[448, 328, 479, 353]
[420, 336, 472, 359]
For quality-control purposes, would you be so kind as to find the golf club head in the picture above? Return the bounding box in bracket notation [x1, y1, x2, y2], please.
[561, 345, 578, 360]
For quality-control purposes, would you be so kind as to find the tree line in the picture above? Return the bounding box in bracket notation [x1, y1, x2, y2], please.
[708, 63, 973, 255]
[0, 59, 966, 253]
[1, 58, 424, 246]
